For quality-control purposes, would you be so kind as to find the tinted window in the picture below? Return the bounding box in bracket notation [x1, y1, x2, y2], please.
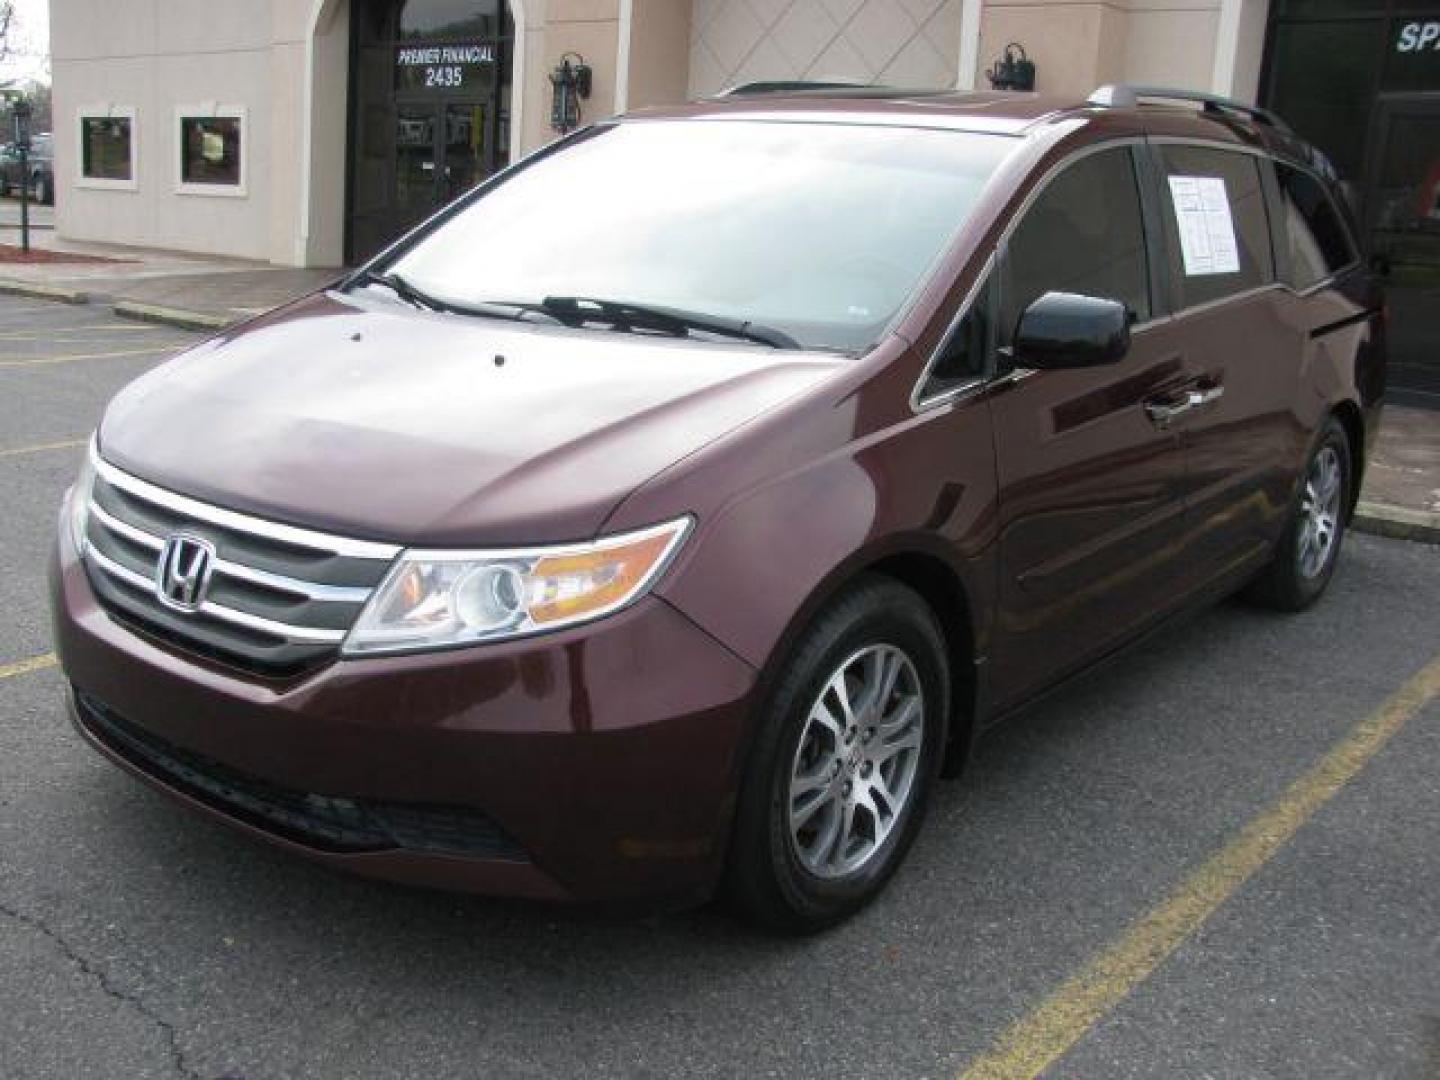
[1158, 146, 1274, 309]
[400, 0, 504, 39]
[391, 122, 1015, 352]
[1275, 163, 1356, 289]
[180, 117, 242, 186]
[926, 274, 993, 394]
[999, 147, 1150, 343]
[81, 117, 132, 181]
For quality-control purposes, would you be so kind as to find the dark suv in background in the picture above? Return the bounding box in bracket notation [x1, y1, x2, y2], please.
[1, 132, 54, 204]
[52, 84, 1383, 932]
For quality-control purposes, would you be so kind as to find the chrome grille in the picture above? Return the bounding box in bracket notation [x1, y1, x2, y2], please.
[82, 453, 399, 674]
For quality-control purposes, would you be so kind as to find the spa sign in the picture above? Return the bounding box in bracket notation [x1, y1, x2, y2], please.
[395, 43, 496, 93]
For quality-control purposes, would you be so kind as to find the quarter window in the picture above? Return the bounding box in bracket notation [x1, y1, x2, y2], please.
[1157, 146, 1274, 309]
[926, 273, 994, 395]
[999, 147, 1151, 344]
[1274, 163, 1356, 289]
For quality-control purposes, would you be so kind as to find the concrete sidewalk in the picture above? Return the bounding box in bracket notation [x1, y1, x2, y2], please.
[0, 235, 1435, 540]
[0, 230, 339, 328]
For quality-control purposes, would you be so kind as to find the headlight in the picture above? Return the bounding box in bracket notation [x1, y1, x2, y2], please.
[68, 438, 98, 555]
[342, 516, 693, 656]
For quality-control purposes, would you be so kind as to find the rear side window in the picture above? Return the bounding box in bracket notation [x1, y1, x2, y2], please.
[999, 146, 1151, 342]
[1274, 163, 1356, 289]
[1157, 146, 1274, 309]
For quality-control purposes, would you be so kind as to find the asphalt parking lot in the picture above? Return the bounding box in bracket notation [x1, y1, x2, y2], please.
[1, 292, 1438, 1080]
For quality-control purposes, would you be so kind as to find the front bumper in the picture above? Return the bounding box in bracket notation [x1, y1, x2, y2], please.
[51, 520, 758, 906]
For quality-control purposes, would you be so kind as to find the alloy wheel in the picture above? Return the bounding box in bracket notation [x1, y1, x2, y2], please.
[1297, 445, 1342, 580]
[787, 644, 925, 879]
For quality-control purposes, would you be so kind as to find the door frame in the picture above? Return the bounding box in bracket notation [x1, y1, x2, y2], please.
[344, 0, 515, 265]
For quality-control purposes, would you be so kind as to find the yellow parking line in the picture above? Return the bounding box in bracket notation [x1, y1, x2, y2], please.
[0, 653, 57, 681]
[0, 437, 87, 459]
[958, 651, 1440, 1080]
[0, 344, 182, 369]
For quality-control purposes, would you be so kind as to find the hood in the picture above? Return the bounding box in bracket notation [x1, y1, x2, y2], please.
[99, 292, 843, 546]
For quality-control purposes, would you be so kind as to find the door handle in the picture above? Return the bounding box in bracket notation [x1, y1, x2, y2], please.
[1144, 384, 1224, 428]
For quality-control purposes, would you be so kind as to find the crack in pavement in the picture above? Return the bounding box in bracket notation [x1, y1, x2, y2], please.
[0, 898, 202, 1080]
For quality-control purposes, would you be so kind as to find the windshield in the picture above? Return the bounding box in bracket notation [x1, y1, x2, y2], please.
[385, 120, 1015, 352]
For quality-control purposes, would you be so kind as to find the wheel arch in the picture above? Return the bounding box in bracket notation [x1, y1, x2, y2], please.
[747, 539, 985, 784]
[1331, 398, 1365, 521]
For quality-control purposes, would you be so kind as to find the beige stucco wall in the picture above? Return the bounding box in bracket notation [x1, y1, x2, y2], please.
[51, 0, 301, 263]
[688, 0, 966, 97]
[975, 0, 1228, 99]
[50, 0, 1272, 267]
[624, 0, 693, 110]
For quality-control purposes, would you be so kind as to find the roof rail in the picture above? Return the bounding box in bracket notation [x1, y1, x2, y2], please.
[1087, 85, 1291, 133]
[714, 79, 875, 98]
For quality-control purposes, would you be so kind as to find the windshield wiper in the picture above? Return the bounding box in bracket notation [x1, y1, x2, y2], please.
[346, 268, 440, 311]
[346, 269, 541, 323]
[538, 296, 801, 350]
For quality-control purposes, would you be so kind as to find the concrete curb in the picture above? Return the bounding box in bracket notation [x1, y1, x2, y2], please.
[1353, 501, 1440, 545]
[0, 278, 90, 304]
[112, 300, 233, 332]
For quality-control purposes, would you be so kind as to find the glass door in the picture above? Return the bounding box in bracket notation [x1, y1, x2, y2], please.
[442, 102, 488, 204]
[1366, 95, 1440, 407]
[395, 105, 440, 233]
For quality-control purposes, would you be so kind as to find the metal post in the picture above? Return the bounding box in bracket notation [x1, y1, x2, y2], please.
[18, 142, 30, 254]
[11, 100, 33, 255]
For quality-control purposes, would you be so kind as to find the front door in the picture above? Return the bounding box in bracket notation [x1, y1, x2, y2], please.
[987, 145, 1194, 708]
[348, 0, 513, 263]
[1365, 94, 1440, 407]
[395, 101, 491, 235]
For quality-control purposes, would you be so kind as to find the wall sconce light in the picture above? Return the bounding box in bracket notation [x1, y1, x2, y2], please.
[986, 43, 1036, 92]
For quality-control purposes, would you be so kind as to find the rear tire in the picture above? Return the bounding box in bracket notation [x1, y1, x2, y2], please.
[1243, 417, 1351, 612]
[725, 576, 948, 934]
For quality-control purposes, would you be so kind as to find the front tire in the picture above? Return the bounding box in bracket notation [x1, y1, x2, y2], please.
[1244, 416, 1351, 612]
[726, 576, 949, 933]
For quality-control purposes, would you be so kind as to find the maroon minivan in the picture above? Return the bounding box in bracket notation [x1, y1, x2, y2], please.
[51, 85, 1384, 931]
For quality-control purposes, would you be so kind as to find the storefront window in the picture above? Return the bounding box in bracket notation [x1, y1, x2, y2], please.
[80, 115, 134, 183]
[180, 116, 243, 188]
[399, 0, 502, 39]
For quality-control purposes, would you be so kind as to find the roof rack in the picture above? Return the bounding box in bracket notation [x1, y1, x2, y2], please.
[1087, 85, 1291, 133]
[714, 79, 877, 98]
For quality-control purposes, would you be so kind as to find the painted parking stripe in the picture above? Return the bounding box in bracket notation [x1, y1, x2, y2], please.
[0, 653, 58, 681]
[0, 437, 87, 459]
[957, 651, 1440, 1080]
[0, 345, 183, 369]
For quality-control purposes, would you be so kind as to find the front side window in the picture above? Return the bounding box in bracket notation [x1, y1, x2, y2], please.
[1157, 145, 1274, 309]
[80, 116, 134, 182]
[999, 146, 1151, 343]
[179, 115, 243, 189]
[387, 121, 1016, 352]
[1274, 163, 1356, 289]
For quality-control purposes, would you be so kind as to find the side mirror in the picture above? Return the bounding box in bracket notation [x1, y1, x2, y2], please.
[1013, 291, 1131, 370]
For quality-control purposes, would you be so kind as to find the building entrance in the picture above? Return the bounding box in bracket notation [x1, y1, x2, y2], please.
[348, 0, 513, 262]
[1263, 1, 1440, 406]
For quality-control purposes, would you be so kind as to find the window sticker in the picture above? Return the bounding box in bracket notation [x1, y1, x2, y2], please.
[1168, 176, 1240, 276]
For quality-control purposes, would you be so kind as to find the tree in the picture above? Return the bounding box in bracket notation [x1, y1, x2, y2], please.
[0, 3, 13, 69]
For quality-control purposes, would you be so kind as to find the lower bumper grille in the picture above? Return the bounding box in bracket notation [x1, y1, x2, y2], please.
[74, 691, 527, 861]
